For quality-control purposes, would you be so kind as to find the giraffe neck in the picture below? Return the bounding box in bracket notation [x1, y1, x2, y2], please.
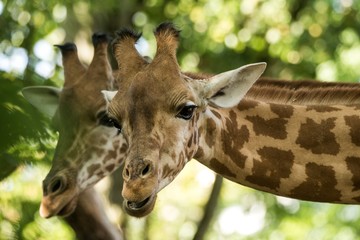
[195, 99, 360, 204]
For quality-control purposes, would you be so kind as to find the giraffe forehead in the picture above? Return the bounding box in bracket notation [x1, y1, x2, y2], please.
[60, 86, 106, 123]
[131, 71, 189, 98]
[114, 75, 196, 120]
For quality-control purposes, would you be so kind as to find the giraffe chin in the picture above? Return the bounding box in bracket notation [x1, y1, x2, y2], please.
[123, 193, 157, 218]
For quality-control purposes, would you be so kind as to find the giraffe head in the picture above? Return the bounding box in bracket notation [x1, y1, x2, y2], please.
[22, 33, 126, 218]
[103, 23, 266, 217]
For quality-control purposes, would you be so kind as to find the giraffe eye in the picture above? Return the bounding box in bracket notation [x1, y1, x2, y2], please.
[98, 112, 122, 131]
[176, 104, 197, 120]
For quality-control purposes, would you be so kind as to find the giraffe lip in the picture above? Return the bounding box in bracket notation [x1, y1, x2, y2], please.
[40, 194, 78, 218]
[124, 193, 157, 217]
[128, 196, 151, 209]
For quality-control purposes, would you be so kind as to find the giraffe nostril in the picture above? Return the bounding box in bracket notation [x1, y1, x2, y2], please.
[125, 168, 130, 178]
[49, 177, 64, 194]
[124, 160, 152, 179]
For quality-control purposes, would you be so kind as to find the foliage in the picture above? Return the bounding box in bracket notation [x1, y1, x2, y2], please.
[1, 0, 360, 239]
[0, 71, 57, 174]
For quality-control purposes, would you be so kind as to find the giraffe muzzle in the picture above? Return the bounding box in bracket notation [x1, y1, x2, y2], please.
[40, 173, 79, 218]
[40, 192, 79, 218]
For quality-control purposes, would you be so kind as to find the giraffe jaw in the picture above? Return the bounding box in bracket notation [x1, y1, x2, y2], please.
[123, 192, 157, 217]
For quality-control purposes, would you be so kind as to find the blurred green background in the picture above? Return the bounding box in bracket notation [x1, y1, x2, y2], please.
[1, 0, 360, 239]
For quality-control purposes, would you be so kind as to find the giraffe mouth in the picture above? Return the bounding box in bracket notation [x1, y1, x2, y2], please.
[40, 194, 78, 218]
[57, 197, 78, 217]
[123, 192, 157, 217]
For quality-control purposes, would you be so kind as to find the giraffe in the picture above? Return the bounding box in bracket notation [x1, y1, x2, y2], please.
[22, 33, 126, 239]
[103, 22, 360, 218]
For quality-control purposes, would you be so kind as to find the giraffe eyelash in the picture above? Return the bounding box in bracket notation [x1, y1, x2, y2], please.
[176, 103, 197, 120]
[97, 111, 122, 131]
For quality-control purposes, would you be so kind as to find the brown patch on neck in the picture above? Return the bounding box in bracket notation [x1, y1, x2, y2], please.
[345, 156, 360, 192]
[270, 104, 294, 118]
[92, 147, 105, 159]
[104, 149, 118, 163]
[87, 163, 101, 176]
[245, 116, 288, 140]
[221, 110, 249, 169]
[238, 99, 259, 111]
[105, 164, 115, 173]
[306, 106, 341, 113]
[246, 147, 294, 189]
[296, 118, 340, 155]
[290, 162, 341, 202]
[120, 143, 128, 154]
[205, 118, 217, 148]
[209, 158, 236, 178]
[344, 115, 360, 147]
[194, 146, 205, 159]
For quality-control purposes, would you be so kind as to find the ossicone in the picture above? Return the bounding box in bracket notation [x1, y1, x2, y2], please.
[112, 27, 147, 79]
[55, 42, 86, 86]
[151, 22, 181, 72]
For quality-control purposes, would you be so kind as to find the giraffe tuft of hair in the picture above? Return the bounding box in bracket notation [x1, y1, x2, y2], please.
[114, 28, 142, 43]
[154, 22, 181, 40]
[54, 43, 77, 53]
[92, 32, 112, 47]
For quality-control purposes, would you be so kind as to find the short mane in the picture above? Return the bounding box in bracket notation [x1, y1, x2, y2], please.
[247, 78, 360, 105]
[184, 73, 360, 105]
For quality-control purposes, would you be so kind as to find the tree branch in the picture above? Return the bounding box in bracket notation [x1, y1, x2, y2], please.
[193, 174, 223, 240]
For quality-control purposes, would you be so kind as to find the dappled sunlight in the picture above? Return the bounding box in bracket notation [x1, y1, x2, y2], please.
[218, 203, 266, 236]
[1, 165, 74, 239]
[181, 52, 200, 72]
[52, 4, 67, 23]
[0, 1, 3, 15]
[316, 61, 338, 82]
[0, 48, 28, 74]
[276, 196, 300, 214]
[34, 40, 55, 61]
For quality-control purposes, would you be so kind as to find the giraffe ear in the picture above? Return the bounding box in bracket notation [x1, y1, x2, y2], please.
[102, 90, 118, 103]
[22, 86, 61, 118]
[199, 62, 266, 108]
